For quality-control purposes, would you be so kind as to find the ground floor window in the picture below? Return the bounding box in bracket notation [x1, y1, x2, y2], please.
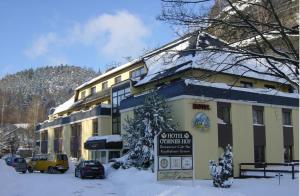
[284, 145, 293, 163]
[254, 145, 265, 163]
[90, 150, 121, 164]
[109, 151, 120, 161]
[70, 123, 82, 159]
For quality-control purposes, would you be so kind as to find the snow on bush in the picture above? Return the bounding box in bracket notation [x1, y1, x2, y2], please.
[209, 144, 233, 188]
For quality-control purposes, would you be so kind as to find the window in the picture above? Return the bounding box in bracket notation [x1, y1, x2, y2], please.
[112, 85, 131, 134]
[264, 84, 275, 90]
[91, 86, 96, 95]
[282, 110, 292, 126]
[284, 145, 293, 162]
[109, 151, 121, 161]
[81, 91, 86, 99]
[92, 119, 98, 136]
[91, 151, 101, 161]
[217, 102, 231, 124]
[254, 145, 265, 163]
[240, 81, 253, 88]
[115, 76, 121, 84]
[253, 107, 264, 125]
[102, 81, 108, 90]
[41, 131, 48, 154]
[70, 123, 82, 159]
[131, 67, 145, 79]
[100, 151, 107, 164]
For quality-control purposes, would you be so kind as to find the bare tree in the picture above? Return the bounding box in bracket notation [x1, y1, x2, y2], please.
[158, 0, 299, 89]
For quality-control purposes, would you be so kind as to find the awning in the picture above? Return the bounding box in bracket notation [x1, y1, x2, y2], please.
[84, 135, 123, 150]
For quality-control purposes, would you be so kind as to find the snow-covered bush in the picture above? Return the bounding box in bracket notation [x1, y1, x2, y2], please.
[118, 90, 176, 169]
[209, 144, 233, 188]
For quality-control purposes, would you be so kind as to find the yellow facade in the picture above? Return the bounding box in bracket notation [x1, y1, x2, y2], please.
[62, 125, 71, 155]
[231, 103, 255, 176]
[264, 107, 284, 163]
[121, 97, 299, 179]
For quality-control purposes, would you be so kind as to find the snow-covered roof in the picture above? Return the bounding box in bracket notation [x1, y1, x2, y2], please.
[185, 79, 299, 98]
[52, 95, 76, 115]
[75, 58, 142, 91]
[220, 0, 262, 19]
[14, 123, 30, 129]
[87, 135, 122, 143]
[230, 33, 299, 48]
[136, 32, 291, 86]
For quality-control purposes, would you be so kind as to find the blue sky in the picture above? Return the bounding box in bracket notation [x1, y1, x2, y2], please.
[0, 0, 176, 78]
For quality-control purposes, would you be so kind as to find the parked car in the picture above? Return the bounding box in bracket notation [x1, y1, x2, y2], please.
[4, 154, 20, 166]
[12, 157, 27, 173]
[27, 154, 69, 174]
[75, 160, 105, 179]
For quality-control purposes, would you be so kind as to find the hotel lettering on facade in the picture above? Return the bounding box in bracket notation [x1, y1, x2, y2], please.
[36, 31, 299, 179]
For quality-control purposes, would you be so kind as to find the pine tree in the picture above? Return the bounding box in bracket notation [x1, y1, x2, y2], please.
[122, 90, 176, 169]
[209, 144, 233, 188]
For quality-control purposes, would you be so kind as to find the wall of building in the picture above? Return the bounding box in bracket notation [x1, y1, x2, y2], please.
[265, 107, 284, 163]
[47, 128, 54, 154]
[62, 125, 71, 156]
[120, 95, 299, 179]
[99, 116, 112, 136]
[168, 98, 219, 179]
[81, 119, 93, 159]
[231, 103, 254, 176]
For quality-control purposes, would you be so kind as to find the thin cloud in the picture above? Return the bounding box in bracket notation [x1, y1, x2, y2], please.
[24, 32, 58, 59]
[24, 11, 150, 61]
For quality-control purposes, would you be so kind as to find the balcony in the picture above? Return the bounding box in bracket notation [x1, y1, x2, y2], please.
[80, 88, 111, 105]
[36, 104, 111, 131]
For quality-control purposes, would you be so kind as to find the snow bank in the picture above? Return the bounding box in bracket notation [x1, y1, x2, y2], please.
[0, 160, 298, 196]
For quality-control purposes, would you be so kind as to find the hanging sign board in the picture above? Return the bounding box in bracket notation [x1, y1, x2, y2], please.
[156, 131, 193, 181]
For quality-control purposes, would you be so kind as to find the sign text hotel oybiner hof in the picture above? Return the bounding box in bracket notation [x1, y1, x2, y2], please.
[156, 131, 193, 181]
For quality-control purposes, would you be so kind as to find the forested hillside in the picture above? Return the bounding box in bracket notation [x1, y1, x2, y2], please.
[0, 65, 97, 125]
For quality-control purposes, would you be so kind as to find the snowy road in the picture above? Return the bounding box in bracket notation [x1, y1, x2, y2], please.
[0, 159, 298, 196]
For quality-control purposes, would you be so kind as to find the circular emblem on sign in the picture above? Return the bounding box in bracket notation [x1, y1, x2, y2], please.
[193, 112, 210, 131]
[160, 158, 169, 169]
[184, 133, 190, 139]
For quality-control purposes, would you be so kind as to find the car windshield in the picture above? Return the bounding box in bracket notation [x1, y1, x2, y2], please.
[84, 161, 100, 166]
[57, 154, 68, 161]
[14, 158, 26, 163]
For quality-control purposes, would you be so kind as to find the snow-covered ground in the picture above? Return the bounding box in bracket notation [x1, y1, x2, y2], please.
[0, 160, 298, 196]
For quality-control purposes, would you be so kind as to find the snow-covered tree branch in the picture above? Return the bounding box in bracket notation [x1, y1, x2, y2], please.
[158, 0, 299, 89]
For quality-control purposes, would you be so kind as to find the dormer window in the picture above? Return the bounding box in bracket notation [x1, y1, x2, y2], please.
[115, 76, 121, 84]
[131, 67, 145, 79]
[240, 81, 253, 88]
[102, 81, 108, 90]
[81, 91, 86, 99]
[264, 84, 275, 90]
[91, 86, 96, 95]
